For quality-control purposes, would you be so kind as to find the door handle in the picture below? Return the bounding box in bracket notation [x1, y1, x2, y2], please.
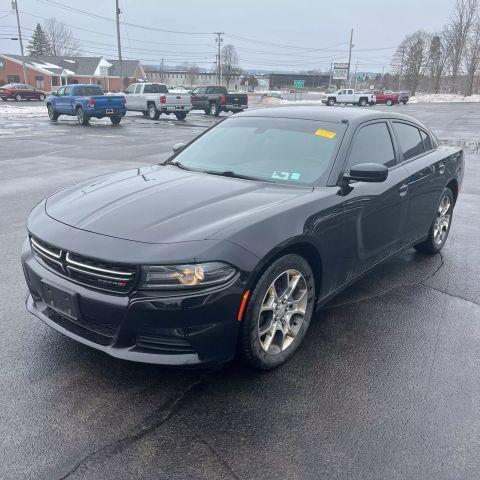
[399, 184, 408, 196]
[438, 163, 446, 174]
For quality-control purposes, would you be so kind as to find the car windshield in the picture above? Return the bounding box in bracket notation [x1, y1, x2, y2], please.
[172, 116, 345, 185]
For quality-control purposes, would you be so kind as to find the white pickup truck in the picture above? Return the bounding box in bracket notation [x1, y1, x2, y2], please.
[123, 83, 192, 120]
[321, 89, 376, 107]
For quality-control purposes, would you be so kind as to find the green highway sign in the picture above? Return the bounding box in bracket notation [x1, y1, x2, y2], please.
[293, 79, 305, 88]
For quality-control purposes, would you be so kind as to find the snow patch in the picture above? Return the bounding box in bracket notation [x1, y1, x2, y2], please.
[0, 103, 47, 120]
[409, 93, 480, 103]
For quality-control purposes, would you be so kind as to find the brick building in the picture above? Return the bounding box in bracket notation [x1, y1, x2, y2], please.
[0, 54, 145, 92]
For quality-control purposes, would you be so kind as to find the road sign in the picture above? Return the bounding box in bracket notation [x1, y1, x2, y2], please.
[294, 79, 305, 89]
[333, 62, 349, 80]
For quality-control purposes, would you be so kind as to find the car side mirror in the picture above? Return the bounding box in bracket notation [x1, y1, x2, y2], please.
[172, 143, 186, 153]
[345, 163, 388, 183]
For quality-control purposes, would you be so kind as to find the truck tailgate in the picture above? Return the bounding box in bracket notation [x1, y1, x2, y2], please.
[166, 94, 191, 105]
[225, 93, 248, 106]
[89, 95, 125, 108]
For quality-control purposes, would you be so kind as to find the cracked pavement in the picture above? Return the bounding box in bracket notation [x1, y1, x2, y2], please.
[0, 104, 479, 480]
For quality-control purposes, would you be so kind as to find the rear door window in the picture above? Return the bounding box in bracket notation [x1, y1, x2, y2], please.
[393, 122, 425, 160]
[420, 130, 434, 152]
[134, 84, 142, 94]
[347, 122, 396, 169]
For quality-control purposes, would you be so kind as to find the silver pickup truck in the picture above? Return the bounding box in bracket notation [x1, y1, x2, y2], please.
[123, 83, 192, 120]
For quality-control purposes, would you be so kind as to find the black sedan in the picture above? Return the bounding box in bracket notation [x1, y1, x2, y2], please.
[21, 107, 464, 369]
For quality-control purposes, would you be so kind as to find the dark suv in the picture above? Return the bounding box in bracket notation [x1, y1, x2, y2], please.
[0, 83, 46, 101]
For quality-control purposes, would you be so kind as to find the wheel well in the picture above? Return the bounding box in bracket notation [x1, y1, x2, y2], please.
[446, 179, 459, 204]
[147, 101, 155, 107]
[359, 97, 367, 102]
[75, 104, 82, 111]
[249, 242, 323, 301]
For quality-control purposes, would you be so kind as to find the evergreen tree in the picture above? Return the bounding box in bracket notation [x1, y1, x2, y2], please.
[27, 24, 50, 56]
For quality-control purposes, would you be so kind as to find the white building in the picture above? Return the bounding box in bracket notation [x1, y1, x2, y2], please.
[145, 69, 243, 90]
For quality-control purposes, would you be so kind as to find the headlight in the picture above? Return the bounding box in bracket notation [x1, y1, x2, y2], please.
[139, 262, 237, 290]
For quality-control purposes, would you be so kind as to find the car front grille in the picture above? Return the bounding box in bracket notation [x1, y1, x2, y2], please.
[30, 236, 137, 294]
[135, 335, 197, 355]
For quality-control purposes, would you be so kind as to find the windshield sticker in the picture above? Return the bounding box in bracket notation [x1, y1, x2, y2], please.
[290, 172, 301, 181]
[315, 129, 336, 139]
[272, 171, 290, 180]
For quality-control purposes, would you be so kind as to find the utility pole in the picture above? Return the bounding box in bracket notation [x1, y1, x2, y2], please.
[347, 28, 354, 87]
[214, 32, 224, 85]
[12, 0, 27, 84]
[353, 61, 358, 90]
[160, 58, 164, 82]
[329, 61, 333, 88]
[115, 0, 123, 90]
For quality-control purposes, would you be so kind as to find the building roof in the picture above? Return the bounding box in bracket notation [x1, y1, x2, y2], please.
[3, 55, 141, 78]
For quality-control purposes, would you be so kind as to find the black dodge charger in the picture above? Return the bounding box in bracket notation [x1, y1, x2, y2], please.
[22, 107, 464, 369]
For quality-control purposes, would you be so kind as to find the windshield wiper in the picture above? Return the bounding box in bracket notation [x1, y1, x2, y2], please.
[203, 170, 276, 183]
[163, 159, 191, 171]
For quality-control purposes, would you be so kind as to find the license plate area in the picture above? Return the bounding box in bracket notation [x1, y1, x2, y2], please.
[41, 280, 79, 320]
[175, 105, 182, 110]
[106, 108, 114, 114]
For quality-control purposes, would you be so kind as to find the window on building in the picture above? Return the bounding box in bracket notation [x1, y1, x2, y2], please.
[52, 76, 59, 87]
[34, 76, 44, 89]
[7, 75, 20, 83]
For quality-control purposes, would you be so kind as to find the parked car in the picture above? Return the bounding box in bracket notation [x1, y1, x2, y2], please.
[322, 89, 376, 106]
[46, 84, 126, 125]
[190, 85, 248, 116]
[0, 83, 46, 101]
[22, 107, 463, 369]
[123, 82, 192, 120]
[374, 90, 399, 106]
[398, 91, 410, 104]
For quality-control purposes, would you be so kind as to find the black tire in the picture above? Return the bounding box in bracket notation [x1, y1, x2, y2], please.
[359, 97, 367, 106]
[1, 97, 7, 101]
[39, 94, 45, 101]
[386, 98, 393, 106]
[174, 111, 187, 120]
[76, 107, 90, 125]
[239, 254, 316, 370]
[369, 101, 375, 106]
[110, 115, 122, 125]
[204, 109, 210, 115]
[148, 103, 160, 120]
[414, 188, 454, 254]
[142, 111, 149, 117]
[402, 100, 407, 105]
[327, 97, 336, 106]
[209, 102, 220, 116]
[15, 94, 22, 102]
[47, 104, 59, 121]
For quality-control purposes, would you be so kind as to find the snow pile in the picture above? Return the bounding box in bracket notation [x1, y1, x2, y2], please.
[409, 93, 480, 103]
[0, 103, 47, 120]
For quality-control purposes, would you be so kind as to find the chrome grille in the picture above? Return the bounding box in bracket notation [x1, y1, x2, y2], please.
[30, 236, 137, 293]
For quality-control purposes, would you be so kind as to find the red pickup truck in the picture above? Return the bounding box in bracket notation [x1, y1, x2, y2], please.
[373, 90, 399, 106]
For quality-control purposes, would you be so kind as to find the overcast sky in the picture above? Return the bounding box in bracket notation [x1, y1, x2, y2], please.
[0, 0, 457, 72]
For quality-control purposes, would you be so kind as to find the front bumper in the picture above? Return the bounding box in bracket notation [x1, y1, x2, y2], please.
[21, 239, 249, 366]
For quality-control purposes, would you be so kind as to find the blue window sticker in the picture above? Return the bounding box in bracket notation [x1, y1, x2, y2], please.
[272, 171, 290, 180]
[290, 172, 301, 181]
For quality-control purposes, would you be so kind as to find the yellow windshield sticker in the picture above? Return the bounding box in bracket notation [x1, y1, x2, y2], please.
[315, 129, 336, 139]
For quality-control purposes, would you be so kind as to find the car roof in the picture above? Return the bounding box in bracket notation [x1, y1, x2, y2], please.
[236, 106, 425, 127]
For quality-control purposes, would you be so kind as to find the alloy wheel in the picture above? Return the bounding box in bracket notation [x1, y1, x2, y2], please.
[434, 196, 451, 245]
[257, 269, 308, 354]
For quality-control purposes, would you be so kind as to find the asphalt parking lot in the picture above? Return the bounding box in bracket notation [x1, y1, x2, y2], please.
[0, 102, 479, 480]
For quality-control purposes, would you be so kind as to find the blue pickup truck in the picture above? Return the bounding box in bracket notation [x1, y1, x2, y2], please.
[46, 84, 127, 125]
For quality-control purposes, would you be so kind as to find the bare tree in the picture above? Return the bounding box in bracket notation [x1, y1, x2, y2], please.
[220, 44, 240, 88]
[463, 14, 480, 95]
[43, 18, 79, 56]
[393, 31, 431, 95]
[445, 0, 478, 92]
[428, 30, 451, 93]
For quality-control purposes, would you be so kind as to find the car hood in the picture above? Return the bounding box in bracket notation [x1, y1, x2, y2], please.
[45, 165, 311, 244]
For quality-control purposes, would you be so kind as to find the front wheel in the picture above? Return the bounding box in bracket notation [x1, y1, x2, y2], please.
[47, 104, 59, 121]
[204, 108, 210, 115]
[386, 99, 393, 106]
[239, 254, 315, 370]
[76, 107, 90, 125]
[110, 115, 122, 125]
[174, 111, 187, 120]
[15, 94, 22, 102]
[414, 188, 454, 254]
[39, 94, 45, 101]
[327, 97, 335, 106]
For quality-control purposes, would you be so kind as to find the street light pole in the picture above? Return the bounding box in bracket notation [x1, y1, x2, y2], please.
[347, 28, 354, 87]
[115, 0, 123, 90]
[12, 0, 27, 84]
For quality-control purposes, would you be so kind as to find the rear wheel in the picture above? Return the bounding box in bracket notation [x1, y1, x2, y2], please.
[148, 103, 160, 120]
[239, 254, 315, 370]
[327, 97, 335, 106]
[39, 94, 45, 101]
[110, 115, 122, 125]
[76, 107, 90, 125]
[386, 98, 393, 106]
[414, 188, 454, 254]
[15, 94, 22, 102]
[209, 102, 220, 116]
[47, 104, 59, 121]
[402, 100, 408, 105]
